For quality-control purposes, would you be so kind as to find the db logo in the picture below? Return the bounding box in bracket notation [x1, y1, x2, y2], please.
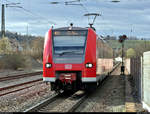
[65, 64, 72, 69]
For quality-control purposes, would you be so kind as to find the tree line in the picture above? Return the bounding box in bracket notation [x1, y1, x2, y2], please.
[0, 31, 41, 42]
[102, 35, 150, 41]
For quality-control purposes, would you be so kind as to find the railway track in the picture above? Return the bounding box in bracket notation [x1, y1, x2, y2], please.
[0, 71, 42, 82]
[0, 71, 43, 97]
[0, 78, 43, 97]
[24, 63, 121, 112]
[24, 74, 114, 112]
[24, 90, 87, 112]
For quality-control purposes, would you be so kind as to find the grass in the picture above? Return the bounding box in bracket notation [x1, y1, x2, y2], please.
[107, 40, 150, 50]
[107, 40, 150, 57]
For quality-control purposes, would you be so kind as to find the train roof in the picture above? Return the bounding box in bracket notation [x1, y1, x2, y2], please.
[53, 27, 88, 31]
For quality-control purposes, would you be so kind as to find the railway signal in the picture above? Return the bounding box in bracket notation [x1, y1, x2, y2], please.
[118, 35, 127, 75]
[119, 35, 127, 43]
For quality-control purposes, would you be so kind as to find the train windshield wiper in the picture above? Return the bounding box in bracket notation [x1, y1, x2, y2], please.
[59, 50, 81, 56]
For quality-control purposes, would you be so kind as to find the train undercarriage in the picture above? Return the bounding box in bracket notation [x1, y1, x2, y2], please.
[49, 71, 100, 93]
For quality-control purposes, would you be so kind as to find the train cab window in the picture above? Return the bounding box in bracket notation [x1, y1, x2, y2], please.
[53, 30, 87, 56]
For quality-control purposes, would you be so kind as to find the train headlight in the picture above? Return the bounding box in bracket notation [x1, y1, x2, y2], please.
[85, 63, 93, 68]
[45, 63, 52, 68]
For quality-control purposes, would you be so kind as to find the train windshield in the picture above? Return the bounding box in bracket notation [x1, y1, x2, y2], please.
[52, 30, 87, 63]
[53, 30, 87, 55]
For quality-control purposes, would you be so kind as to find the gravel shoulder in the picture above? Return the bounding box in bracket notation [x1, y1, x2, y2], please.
[76, 65, 144, 112]
[0, 68, 42, 78]
[125, 74, 144, 112]
[76, 66, 126, 112]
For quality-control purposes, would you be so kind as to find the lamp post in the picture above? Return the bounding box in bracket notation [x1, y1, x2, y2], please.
[118, 35, 127, 75]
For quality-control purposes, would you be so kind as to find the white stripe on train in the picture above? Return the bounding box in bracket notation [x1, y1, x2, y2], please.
[43, 75, 107, 83]
[43, 77, 55, 82]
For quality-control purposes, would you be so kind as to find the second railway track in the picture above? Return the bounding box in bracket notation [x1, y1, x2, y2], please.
[0, 71, 43, 97]
[0, 71, 42, 82]
[0, 79, 43, 97]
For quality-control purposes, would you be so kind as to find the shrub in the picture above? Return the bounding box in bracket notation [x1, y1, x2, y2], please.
[0, 37, 12, 54]
[0, 53, 31, 70]
[126, 48, 136, 58]
[31, 38, 44, 60]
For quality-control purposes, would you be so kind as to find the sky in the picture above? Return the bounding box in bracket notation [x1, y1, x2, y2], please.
[0, 0, 150, 39]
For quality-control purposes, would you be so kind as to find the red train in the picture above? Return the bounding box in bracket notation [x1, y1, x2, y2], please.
[43, 25, 113, 92]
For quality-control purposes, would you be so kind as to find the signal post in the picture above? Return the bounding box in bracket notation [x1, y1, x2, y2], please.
[119, 35, 127, 75]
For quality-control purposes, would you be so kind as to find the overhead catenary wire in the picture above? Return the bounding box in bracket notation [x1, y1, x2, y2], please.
[66, 0, 90, 22]
[18, 7, 56, 25]
[4, 0, 56, 25]
[3, 0, 121, 37]
[49, 0, 90, 23]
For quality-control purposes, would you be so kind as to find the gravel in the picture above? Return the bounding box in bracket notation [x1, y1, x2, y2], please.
[75, 67, 126, 112]
[0, 82, 53, 112]
[126, 75, 145, 112]
[75, 66, 144, 112]
[0, 68, 42, 78]
[0, 65, 145, 112]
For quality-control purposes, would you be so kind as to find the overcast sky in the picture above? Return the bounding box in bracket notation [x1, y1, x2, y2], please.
[0, 0, 150, 38]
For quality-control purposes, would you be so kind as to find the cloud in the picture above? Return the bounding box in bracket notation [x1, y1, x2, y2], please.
[1, 0, 150, 38]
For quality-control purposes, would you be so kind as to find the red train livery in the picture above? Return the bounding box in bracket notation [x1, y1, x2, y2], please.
[43, 26, 113, 92]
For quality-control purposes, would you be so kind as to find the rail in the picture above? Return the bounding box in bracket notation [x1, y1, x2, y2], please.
[0, 78, 42, 91]
[0, 80, 43, 97]
[0, 71, 42, 82]
[24, 91, 87, 112]
[109, 62, 121, 75]
[23, 92, 60, 112]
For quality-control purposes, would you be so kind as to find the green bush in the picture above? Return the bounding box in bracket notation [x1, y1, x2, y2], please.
[126, 48, 136, 58]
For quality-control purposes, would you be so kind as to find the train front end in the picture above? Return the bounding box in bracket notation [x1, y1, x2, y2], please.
[43, 27, 96, 92]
